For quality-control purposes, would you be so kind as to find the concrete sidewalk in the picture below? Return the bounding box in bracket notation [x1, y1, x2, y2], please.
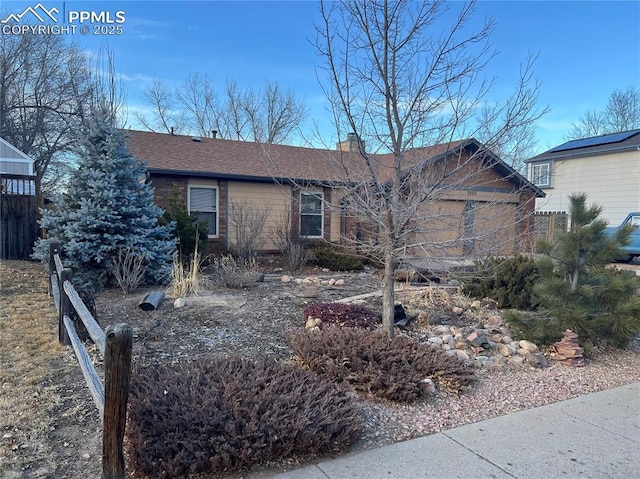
[272, 382, 640, 479]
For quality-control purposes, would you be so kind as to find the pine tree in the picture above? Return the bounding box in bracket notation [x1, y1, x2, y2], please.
[34, 110, 175, 288]
[160, 185, 208, 262]
[534, 193, 640, 346]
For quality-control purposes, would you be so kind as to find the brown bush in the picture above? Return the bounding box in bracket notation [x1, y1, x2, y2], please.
[304, 302, 380, 329]
[126, 357, 361, 478]
[285, 327, 474, 402]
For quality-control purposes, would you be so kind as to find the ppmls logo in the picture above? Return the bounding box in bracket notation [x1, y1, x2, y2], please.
[1, 2, 125, 36]
[1, 3, 59, 23]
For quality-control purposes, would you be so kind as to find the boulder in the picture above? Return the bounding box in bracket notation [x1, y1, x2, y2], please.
[518, 340, 539, 353]
[525, 352, 548, 368]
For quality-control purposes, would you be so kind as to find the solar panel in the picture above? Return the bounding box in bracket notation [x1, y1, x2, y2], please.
[548, 130, 640, 153]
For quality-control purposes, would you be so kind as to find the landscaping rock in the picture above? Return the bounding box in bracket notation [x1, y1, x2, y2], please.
[525, 352, 548, 368]
[519, 339, 539, 353]
[551, 329, 585, 367]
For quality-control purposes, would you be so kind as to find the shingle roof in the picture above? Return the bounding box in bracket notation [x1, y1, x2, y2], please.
[125, 129, 468, 183]
[125, 130, 541, 196]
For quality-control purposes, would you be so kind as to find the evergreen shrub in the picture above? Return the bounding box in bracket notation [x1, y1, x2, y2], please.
[462, 255, 539, 310]
[309, 243, 365, 271]
[33, 111, 175, 288]
[285, 327, 474, 401]
[533, 193, 640, 347]
[160, 185, 208, 261]
[304, 302, 380, 329]
[126, 357, 361, 478]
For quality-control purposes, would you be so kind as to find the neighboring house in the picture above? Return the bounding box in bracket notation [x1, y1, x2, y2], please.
[0, 137, 38, 259]
[526, 129, 640, 225]
[126, 130, 543, 258]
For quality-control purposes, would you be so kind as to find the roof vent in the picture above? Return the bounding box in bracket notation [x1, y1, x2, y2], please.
[192, 136, 201, 142]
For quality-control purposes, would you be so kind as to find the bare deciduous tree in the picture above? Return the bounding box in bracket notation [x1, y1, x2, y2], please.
[228, 200, 271, 260]
[313, 0, 547, 338]
[568, 86, 640, 139]
[267, 207, 311, 272]
[243, 82, 307, 144]
[135, 79, 187, 134]
[137, 77, 306, 143]
[176, 73, 220, 137]
[0, 33, 124, 195]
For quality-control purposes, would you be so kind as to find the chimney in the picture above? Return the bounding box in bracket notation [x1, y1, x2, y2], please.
[212, 130, 217, 139]
[337, 132, 364, 152]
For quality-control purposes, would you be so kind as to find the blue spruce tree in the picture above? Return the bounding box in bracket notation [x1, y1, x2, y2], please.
[34, 111, 175, 288]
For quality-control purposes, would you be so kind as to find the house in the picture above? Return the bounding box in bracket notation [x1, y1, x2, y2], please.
[126, 130, 543, 258]
[526, 129, 640, 225]
[0, 137, 38, 259]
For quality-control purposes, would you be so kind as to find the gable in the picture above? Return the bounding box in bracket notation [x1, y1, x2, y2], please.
[0, 137, 35, 176]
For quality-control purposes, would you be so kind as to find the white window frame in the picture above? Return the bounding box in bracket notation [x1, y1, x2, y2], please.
[299, 190, 324, 239]
[187, 185, 218, 238]
[531, 162, 550, 187]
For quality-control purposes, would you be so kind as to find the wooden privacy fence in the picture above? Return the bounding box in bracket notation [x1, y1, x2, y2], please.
[48, 241, 132, 479]
[533, 211, 568, 244]
[0, 173, 38, 260]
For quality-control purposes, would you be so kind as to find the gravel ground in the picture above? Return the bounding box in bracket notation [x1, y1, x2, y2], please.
[354, 345, 640, 450]
[4, 260, 637, 479]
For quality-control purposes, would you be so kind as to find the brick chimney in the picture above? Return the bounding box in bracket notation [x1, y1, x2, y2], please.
[337, 132, 364, 152]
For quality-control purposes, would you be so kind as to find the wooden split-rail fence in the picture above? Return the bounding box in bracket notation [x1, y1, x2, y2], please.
[48, 241, 132, 479]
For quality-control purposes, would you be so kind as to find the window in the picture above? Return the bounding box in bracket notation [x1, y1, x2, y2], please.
[300, 191, 323, 238]
[531, 162, 550, 187]
[188, 186, 218, 236]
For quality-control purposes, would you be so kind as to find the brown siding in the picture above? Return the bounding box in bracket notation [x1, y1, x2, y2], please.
[227, 181, 292, 251]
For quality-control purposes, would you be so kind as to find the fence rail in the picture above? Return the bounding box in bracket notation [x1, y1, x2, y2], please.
[48, 240, 132, 479]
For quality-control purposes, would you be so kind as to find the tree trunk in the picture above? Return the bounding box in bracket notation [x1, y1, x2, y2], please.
[571, 270, 579, 292]
[381, 252, 396, 339]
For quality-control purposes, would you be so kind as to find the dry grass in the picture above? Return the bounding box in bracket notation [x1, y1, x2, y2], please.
[0, 260, 66, 477]
[168, 243, 212, 297]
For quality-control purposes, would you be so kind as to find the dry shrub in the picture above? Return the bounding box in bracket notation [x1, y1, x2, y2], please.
[169, 242, 208, 297]
[109, 247, 147, 294]
[211, 254, 262, 288]
[304, 302, 380, 329]
[126, 357, 361, 478]
[285, 327, 474, 402]
[268, 209, 311, 272]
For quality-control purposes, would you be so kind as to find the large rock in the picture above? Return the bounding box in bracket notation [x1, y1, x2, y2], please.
[454, 349, 470, 361]
[519, 339, 539, 353]
[525, 352, 548, 368]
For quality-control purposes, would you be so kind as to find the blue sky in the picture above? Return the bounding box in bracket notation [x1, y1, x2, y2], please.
[2, 0, 639, 154]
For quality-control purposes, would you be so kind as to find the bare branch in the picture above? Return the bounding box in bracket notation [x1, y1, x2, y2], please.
[310, 0, 545, 338]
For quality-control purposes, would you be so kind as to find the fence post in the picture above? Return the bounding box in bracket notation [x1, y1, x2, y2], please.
[102, 324, 133, 479]
[48, 240, 61, 296]
[58, 268, 72, 346]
